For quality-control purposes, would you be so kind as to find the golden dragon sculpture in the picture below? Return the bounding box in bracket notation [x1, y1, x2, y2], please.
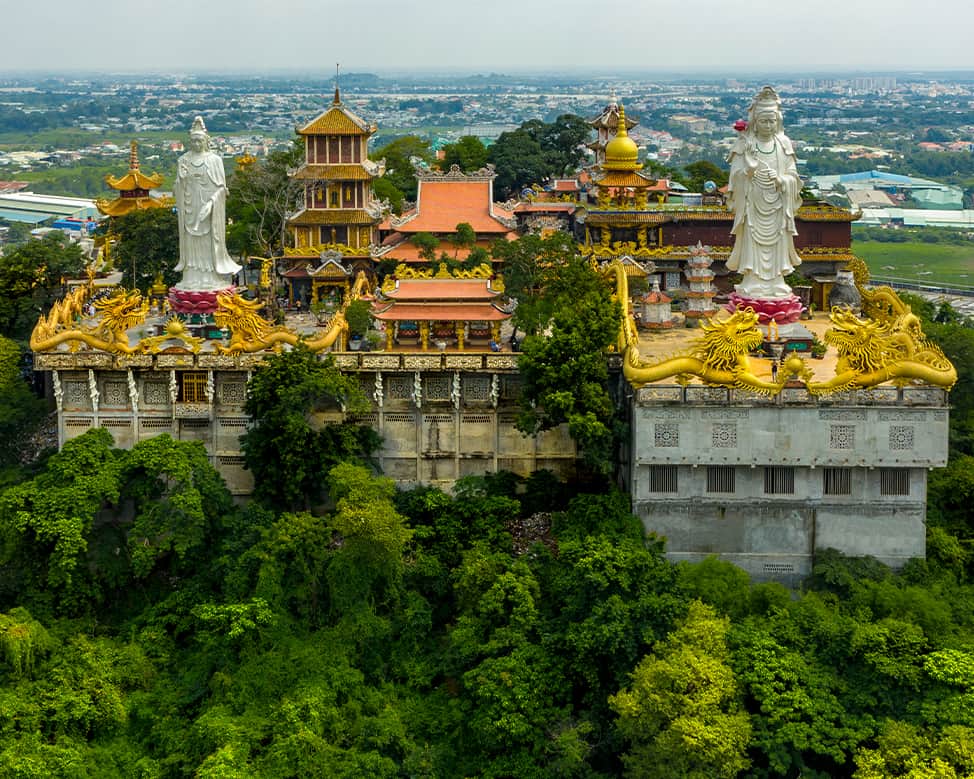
[30, 287, 150, 354]
[213, 270, 369, 355]
[804, 304, 956, 394]
[605, 258, 789, 394]
[604, 256, 955, 396]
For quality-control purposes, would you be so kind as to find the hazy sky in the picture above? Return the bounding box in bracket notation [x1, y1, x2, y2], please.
[3, 0, 972, 74]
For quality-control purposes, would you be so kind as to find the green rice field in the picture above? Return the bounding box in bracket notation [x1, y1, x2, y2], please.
[851, 240, 974, 289]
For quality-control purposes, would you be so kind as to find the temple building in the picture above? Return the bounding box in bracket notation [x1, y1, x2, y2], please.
[571, 101, 861, 308]
[579, 104, 667, 264]
[372, 266, 511, 351]
[281, 87, 385, 297]
[376, 165, 516, 264]
[26, 87, 958, 586]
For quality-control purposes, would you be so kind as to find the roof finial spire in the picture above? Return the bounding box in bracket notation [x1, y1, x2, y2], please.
[616, 103, 629, 138]
[129, 140, 140, 171]
[333, 62, 341, 105]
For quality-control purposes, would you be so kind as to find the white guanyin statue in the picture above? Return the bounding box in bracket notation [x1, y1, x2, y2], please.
[173, 116, 240, 292]
[726, 86, 802, 301]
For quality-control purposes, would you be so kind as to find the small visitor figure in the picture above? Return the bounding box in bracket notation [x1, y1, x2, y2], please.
[771, 360, 779, 383]
[489, 339, 502, 352]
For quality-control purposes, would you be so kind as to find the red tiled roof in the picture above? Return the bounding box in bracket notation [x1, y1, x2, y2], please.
[552, 179, 579, 191]
[393, 180, 513, 233]
[372, 302, 510, 321]
[385, 278, 501, 301]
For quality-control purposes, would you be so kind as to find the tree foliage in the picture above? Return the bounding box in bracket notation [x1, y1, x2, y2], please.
[612, 600, 753, 779]
[0, 337, 45, 467]
[440, 135, 489, 172]
[226, 139, 304, 257]
[505, 235, 622, 473]
[0, 232, 85, 340]
[370, 135, 435, 210]
[111, 207, 179, 292]
[488, 114, 591, 198]
[241, 346, 379, 510]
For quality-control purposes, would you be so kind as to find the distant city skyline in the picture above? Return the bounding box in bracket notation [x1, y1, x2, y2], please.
[3, 0, 973, 75]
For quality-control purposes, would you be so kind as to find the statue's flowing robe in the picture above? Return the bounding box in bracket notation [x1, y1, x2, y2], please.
[726, 132, 802, 294]
[174, 151, 240, 290]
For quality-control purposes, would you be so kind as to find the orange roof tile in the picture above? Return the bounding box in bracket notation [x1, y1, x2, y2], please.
[372, 302, 510, 322]
[392, 180, 514, 233]
[385, 278, 501, 301]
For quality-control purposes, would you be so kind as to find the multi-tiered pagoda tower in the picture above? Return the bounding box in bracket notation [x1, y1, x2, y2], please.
[95, 141, 168, 218]
[282, 87, 384, 300]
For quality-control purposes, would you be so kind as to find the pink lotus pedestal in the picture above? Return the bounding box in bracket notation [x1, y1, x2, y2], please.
[169, 287, 235, 315]
[726, 292, 803, 325]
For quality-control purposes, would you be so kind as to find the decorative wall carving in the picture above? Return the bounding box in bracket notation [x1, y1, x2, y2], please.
[464, 375, 491, 402]
[712, 423, 737, 448]
[655, 423, 680, 447]
[830, 424, 856, 449]
[220, 382, 246, 405]
[889, 426, 915, 450]
[103, 381, 129, 408]
[64, 381, 88, 408]
[143, 382, 168, 406]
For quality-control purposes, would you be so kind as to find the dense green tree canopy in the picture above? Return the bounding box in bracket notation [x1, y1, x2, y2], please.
[111, 207, 179, 292]
[488, 114, 591, 198]
[0, 231, 85, 340]
[0, 337, 45, 469]
[440, 135, 489, 172]
[500, 233, 622, 474]
[241, 346, 379, 511]
[370, 135, 435, 210]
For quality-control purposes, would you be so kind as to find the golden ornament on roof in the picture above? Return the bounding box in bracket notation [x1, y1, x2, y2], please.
[603, 104, 642, 172]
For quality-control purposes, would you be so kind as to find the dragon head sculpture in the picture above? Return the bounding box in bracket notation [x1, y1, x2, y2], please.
[695, 309, 765, 373]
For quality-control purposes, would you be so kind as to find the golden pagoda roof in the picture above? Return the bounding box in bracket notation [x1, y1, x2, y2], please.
[95, 195, 171, 218]
[291, 164, 375, 180]
[603, 104, 641, 172]
[104, 141, 165, 192]
[297, 90, 375, 136]
[287, 208, 377, 226]
[595, 170, 653, 188]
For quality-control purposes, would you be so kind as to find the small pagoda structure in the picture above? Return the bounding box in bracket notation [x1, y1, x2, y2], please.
[371, 266, 511, 351]
[284, 87, 384, 279]
[638, 278, 674, 329]
[95, 141, 168, 218]
[280, 250, 352, 308]
[578, 105, 666, 261]
[683, 242, 717, 320]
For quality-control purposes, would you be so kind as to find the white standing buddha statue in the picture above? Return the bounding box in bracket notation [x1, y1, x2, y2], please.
[173, 116, 240, 293]
[725, 86, 805, 324]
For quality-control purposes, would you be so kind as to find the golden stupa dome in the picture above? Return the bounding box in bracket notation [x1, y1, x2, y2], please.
[603, 104, 641, 172]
